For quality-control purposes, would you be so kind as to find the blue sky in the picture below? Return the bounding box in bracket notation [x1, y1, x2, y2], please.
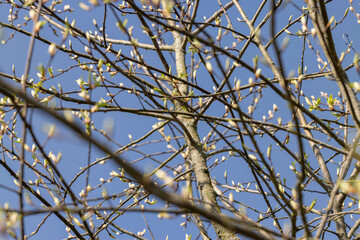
[1, 0, 360, 239]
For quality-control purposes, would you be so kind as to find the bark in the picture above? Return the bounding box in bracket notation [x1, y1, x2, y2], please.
[169, 13, 239, 240]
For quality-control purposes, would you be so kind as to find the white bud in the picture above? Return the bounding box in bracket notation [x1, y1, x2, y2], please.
[206, 61, 213, 73]
[48, 43, 56, 56]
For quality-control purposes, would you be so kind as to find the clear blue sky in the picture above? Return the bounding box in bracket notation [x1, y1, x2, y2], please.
[0, 1, 359, 239]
